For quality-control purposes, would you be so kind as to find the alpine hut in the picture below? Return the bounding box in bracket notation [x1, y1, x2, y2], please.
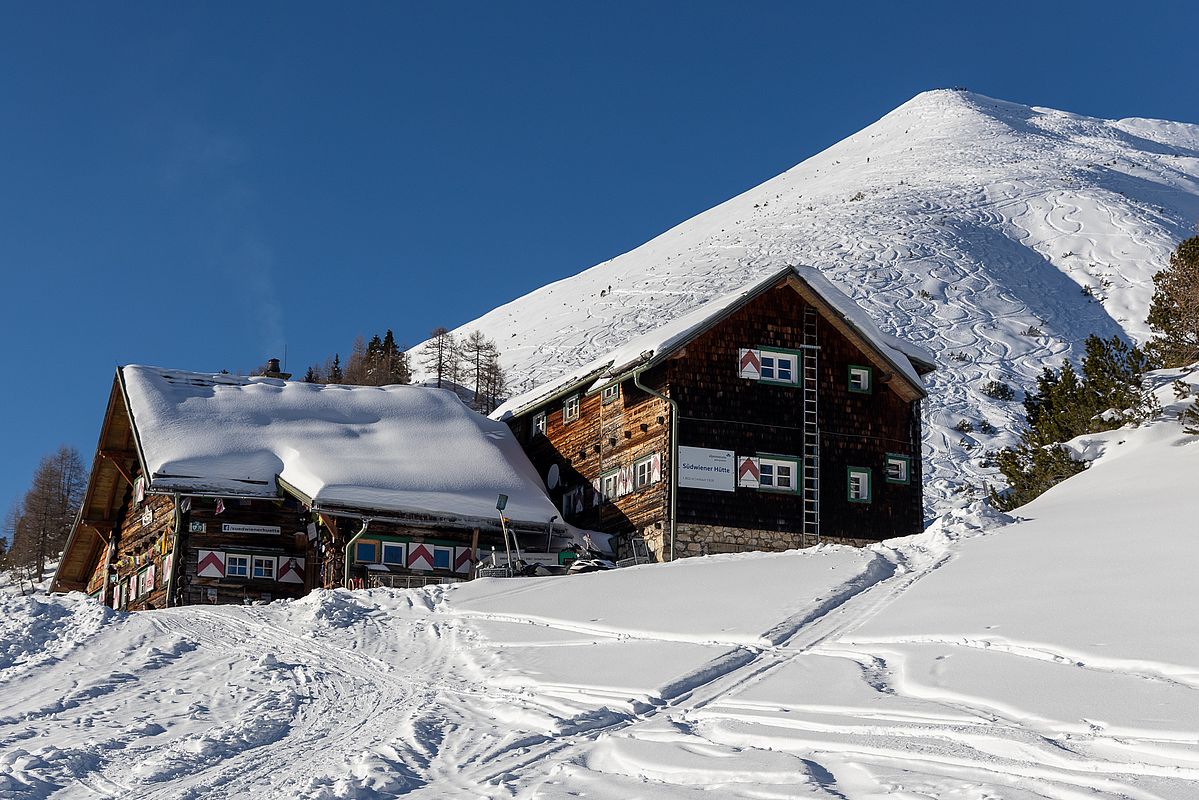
[51, 365, 564, 609]
[492, 265, 936, 562]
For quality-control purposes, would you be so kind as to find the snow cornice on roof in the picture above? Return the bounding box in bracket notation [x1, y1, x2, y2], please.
[491, 265, 931, 421]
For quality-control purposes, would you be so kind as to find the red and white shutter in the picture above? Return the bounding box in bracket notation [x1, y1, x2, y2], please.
[618, 465, 633, 497]
[197, 549, 226, 578]
[408, 543, 435, 571]
[650, 453, 662, 484]
[738, 349, 761, 380]
[737, 456, 761, 488]
[453, 547, 474, 574]
[277, 556, 305, 584]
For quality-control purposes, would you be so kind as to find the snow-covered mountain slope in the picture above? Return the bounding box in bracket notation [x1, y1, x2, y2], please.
[5, 367, 1198, 798]
[414, 90, 1199, 514]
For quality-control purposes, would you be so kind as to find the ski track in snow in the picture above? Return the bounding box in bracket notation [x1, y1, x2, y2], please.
[411, 90, 1199, 517]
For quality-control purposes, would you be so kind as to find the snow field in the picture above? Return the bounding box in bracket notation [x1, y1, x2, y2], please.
[4, 369, 1199, 798]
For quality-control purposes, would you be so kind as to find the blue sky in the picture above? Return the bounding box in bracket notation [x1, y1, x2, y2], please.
[2, 1, 1196, 530]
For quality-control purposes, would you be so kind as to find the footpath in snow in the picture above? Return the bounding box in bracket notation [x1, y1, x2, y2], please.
[2, 368, 1198, 799]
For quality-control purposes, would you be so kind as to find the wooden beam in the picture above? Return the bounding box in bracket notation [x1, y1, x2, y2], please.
[79, 519, 113, 544]
[100, 451, 135, 487]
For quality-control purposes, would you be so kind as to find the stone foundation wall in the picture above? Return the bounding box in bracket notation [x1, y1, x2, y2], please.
[670, 523, 877, 558]
[634, 522, 878, 562]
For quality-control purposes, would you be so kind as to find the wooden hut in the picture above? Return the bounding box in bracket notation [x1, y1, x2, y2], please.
[51, 366, 564, 609]
[491, 265, 936, 561]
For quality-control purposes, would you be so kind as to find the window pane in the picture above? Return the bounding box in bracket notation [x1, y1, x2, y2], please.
[777, 465, 792, 488]
[760, 463, 774, 486]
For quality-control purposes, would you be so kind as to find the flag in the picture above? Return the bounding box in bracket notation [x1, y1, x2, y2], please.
[215, 498, 225, 515]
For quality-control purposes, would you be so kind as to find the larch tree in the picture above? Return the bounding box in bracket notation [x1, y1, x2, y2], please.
[422, 327, 458, 389]
[8, 446, 87, 580]
[343, 336, 370, 385]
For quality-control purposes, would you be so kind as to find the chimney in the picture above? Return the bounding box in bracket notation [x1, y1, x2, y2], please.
[263, 357, 292, 380]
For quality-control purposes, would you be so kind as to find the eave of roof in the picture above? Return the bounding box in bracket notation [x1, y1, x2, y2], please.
[493, 264, 930, 421]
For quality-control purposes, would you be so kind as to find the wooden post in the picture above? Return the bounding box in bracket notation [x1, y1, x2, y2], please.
[469, 527, 480, 579]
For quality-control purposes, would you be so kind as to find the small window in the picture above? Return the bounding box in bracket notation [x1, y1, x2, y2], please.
[848, 467, 872, 503]
[252, 556, 276, 580]
[634, 456, 654, 489]
[600, 471, 618, 503]
[563, 395, 580, 424]
[759, 457, 798, 492]
[227, 555, 250, 578]
[381, 542, 407, 565]
[848, 365, 873, 394]
[532, 411, 547, 437]
[354, 541, 378, 563]
[885, 454, 911, 484]
[433, 547, 452, 570]
[601, 383, 620, 404]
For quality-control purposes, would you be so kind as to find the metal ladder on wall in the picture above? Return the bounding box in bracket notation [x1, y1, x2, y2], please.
[801, 305, 821, 548]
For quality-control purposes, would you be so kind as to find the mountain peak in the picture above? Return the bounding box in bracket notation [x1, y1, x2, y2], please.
[417, 94, 1199, 515]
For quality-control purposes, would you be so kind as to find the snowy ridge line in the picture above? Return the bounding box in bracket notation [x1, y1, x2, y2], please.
[409, 89, 1199, 515]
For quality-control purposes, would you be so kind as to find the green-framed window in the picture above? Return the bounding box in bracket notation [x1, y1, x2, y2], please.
[848, 364, 873, 394]
[847, 466, 872, 503]
[885, 454, 911, 484]
[758, 348, 802, 386]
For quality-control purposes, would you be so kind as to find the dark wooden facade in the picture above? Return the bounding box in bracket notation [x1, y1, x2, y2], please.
[504, 273, 930, 560]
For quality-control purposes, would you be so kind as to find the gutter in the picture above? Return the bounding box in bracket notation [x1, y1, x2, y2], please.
[164, 492, 183, 608]
[343, 518, 371, 590]
[632, 364, 678, 562]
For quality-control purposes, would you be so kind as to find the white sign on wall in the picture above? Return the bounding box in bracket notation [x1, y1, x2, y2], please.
[677, 446, 735, 492]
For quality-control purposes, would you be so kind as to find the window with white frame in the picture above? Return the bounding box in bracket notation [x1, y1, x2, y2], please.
[847, 467, 872, 502]
[532, 411, 547, 437]
[563, 395, 580, 424]
[381, 542, 407, 565]
[600, 471, 618, 502]
[885, 454, 911, 484]
[252, 556, 276, 580]
[601, 383, 620, 404]
[758, 456, 798, 491]
[634, 456, 654, 489]
[759, 351, 798, 384]
[226, 554, 250, 578]
[848, 365, 873, 394]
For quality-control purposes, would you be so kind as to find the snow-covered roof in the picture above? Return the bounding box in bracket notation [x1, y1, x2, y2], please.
[120, 366, 559, 527]
[492, 265, 931, 420]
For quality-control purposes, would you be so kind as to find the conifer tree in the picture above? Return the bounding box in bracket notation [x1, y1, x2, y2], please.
[380, 329, 411, 385]
[1147, 236, 1199, 368]
[302, 365, 321, 383]
[990, 335, 1153, 511]
[327, 354, 344, 384]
